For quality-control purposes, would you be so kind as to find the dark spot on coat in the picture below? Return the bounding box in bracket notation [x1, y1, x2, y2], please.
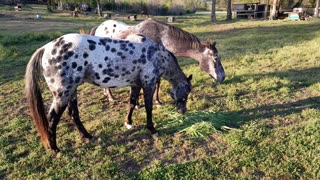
[141, 37, 146, 42]
[83, 52, 89, 58]
[69, 77, 74, 84]
[99, 39, 106, 46]
[120, 43, 127, 50]
[104, 56, 109, 61]
[98, 64, 103, 68]
[52, 48, 57, 55]
[72, 62, 77, 69]
[63, 55, 69, 60]
[141, 47, 146, 53]
[50, 78, 55, 83]
[105, 45, 110, 51]
[129, 50, 134, 55]
[74, 54, 79, 58]
[89, 44, 96, 51]
[113, 24, 116, 27]
[95, 73, 100, 80]
[102, 68, 114, 75]
[113, 40, 118, 43]
[87, 39, 97, 45]
[111, 48, 117, 53]
[84, 61, 88, 66]
[102, 77, 111, 83]
[75, 77, 81, 83]
[115, 66, 119, 70]
[147, 46, 156, 60]
[77, 66, 83, 72]
[121, 56, 126, 60]
[61, 71, 66, 76]
[67, 51, 74, 57]
[117, 52, 123, 56]
[56, 56, 62, 62]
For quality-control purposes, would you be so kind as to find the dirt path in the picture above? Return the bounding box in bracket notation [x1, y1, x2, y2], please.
[0, 14, 98, 34]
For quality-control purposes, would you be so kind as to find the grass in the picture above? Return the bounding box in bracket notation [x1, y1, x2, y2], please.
[0, 4, 320, 179]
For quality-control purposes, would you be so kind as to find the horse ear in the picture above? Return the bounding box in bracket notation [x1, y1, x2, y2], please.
[211, 42, 216, 47]
[205, 40, 211, 48]
[187, 74, 193, 81]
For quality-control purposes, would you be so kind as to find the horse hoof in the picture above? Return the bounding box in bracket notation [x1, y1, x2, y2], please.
[151, 132, 159, 139]
[49, 148, 60, 156]
[154, 101, 162, 107]
[125, 122, 133, 129]
[108, 98, 116, 102]
[56, 152, 62, 158]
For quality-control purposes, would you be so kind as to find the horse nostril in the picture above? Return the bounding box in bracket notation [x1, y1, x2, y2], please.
[178, 108, 186, 114]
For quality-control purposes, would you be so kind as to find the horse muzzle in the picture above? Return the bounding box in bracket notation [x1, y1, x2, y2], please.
[177, 107, 187, 114]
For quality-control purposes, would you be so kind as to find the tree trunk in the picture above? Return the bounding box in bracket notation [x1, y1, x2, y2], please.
[265, 0, 270, 19]
[57, 0, 63, 11]
[47, 0, 54, 12]
[97, 0, 103, 17]
[226, 0, 232, 21]
[315, 0, 320, 18]
[270, 0, 278, 20]
[211, 0, 217, 23]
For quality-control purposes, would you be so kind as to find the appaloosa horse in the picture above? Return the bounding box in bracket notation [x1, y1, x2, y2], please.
[25, 33, 192, 153]
[90, 19, 225, 103]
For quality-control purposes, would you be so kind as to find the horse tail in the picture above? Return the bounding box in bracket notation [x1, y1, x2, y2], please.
[25, 48, 49, 149]
[89, 26, 98, 35]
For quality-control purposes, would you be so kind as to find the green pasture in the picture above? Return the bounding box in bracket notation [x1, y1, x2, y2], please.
[0, 4, 319, 179]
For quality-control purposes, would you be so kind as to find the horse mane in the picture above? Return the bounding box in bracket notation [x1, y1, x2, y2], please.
[150, 19, 204, 50]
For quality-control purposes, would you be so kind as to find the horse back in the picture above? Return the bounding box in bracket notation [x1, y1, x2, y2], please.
[40, 33, 169, 92]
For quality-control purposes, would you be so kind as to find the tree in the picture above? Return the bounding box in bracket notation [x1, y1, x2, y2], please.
[226, 0, 232, 21]
[315, 0, 320, 17]
[211, 0, 217, 22]
[270, 0, 278, 20]
[96, 0, 103, 17]
[47, 0, 55, 12]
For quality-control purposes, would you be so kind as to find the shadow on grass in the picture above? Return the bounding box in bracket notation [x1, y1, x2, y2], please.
[237, 96, 320, 122]
[225, 67, 320, 86]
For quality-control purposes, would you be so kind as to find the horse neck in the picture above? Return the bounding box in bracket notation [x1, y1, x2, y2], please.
[174, 48, 204, 63]
[162, 60, 187, 86]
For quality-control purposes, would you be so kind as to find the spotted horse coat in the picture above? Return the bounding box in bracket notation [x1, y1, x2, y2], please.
[25, 33, 192, 153]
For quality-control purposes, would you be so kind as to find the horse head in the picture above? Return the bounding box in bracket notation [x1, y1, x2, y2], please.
[170, 75, 192, 114]
[199, 41, 225, 84]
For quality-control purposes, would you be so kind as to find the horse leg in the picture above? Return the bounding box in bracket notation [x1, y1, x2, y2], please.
[103, 88, 116, 102]
[67, 92, 93, 140]
[125, 86, 141, 129]
[143, 86, 157, 134]
[153, 79, 162, 105]
[47, 99, 67, 153]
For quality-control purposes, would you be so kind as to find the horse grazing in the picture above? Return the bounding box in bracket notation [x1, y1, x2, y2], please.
[90, 19, 225, 103]
[25, 33, 192, 153]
